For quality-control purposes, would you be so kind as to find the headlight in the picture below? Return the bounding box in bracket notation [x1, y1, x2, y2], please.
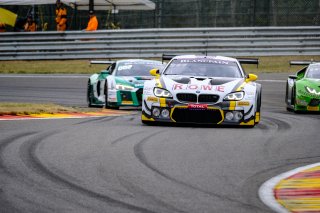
[154, 87, 172, 98]
[305, 86, 320, 95]
[116, 84, 134, 91]
[224, 91, 244, 101]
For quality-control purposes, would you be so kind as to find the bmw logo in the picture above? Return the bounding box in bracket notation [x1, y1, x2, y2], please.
[196, 90, 200, 94]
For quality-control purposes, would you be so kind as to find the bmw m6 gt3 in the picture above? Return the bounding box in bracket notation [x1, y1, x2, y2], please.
[141, 55, 262, 127]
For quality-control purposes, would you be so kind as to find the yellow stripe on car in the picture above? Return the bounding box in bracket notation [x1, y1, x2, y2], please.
[236, 82, 246, 91]
[141, 114, 155, 121]
[155, 78, 162, 88]
[160, 98, 166, 107]
[240, 119, 255, 126]
[229, 101, 236, 110]
[255, 112, 260, 123]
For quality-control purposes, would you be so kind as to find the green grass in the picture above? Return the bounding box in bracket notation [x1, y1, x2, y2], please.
[241, 55, 320, 74]
[0, 56, 320, 74]
[0, 102, 101, 115]
[0, 60, 107, 74]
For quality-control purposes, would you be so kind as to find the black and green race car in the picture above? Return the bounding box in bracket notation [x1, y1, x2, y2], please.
[87, 59, 164, 108]
[286, 61, 320, 112]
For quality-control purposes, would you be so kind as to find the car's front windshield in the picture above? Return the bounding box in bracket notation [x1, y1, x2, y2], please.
[115, 61, 162, 76]
[163, 59, 243, 78]
[164, 59, 242, 78]
[306, 64, 320, 79]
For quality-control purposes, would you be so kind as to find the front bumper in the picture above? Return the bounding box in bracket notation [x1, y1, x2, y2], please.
[107, 88, 143, 107]
[295, 93, 320, 111]
[142, 98, 257, 126]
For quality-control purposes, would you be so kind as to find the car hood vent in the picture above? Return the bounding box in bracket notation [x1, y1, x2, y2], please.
[210, 79, 235, 85]
[168, 76, 236, 86]
[171, 77, 191, 84]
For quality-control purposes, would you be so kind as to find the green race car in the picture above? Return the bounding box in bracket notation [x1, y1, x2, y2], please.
[286, 61, 320, 112]
[87, 59, 164, 108]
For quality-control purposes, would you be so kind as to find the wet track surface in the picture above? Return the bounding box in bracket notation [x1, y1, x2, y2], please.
[0, 74, 319, 213]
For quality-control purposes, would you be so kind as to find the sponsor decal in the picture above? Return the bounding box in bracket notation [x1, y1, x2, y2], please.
[237, 101, 250, 106]
[118, 65, 133, 71]
[134, 84, 144, 87]
[296, 99, 308, 106]
[179, 59, 230, 65]
[172, 84, 224, 92]
[188, 104, 208, 109]
[122, 100, 133, 105]
[307, 106, 319, 111]
[147, 96, 159, 102]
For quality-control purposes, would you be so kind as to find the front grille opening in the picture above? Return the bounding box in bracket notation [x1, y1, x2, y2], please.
[120, 91, 132, 101]
[176, 93, 197, 103]
[171, 108, 223, 124]
[198, 94, 219, 103]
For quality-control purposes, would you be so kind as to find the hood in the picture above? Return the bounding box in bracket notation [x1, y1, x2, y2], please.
[298, 78, 320, 88]
[297, 78, 320, 96]
[161, 75, 244, 95]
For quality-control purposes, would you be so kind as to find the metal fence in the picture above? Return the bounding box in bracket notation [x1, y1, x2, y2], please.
[0, 26, 319, 60]
[1, 0, 320, 31]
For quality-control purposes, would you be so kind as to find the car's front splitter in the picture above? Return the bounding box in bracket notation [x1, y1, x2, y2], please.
[142, 99, 256, 126]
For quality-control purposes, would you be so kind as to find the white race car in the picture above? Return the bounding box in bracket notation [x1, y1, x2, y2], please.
[141, 55, 261, 127]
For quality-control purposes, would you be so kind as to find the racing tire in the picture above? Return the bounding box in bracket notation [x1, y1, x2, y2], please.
[104, 81, 119, 110]
[255, 84, 262, 124]
[292, 86, 298, 113]
[87, 80, 93, 107]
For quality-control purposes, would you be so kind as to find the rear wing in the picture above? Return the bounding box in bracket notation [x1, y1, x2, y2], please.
[90, 60, 115, 65]
[162, 54, 258, 66]
[236, 58, 259, 65]
[162, 54, 176, 63]
[290, 60, 320, 66]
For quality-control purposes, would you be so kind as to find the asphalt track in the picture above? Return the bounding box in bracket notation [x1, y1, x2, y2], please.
[0, 73, 319, 213]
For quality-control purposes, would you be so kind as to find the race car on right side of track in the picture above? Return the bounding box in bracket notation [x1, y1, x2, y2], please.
[286, 61, 320, 112]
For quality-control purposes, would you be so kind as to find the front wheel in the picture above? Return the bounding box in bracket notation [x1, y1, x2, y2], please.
[87, 80, 93, 107]
[255, 85, 262, 124]
[292, 86, 298, 113]
[104, 80, 119, 110]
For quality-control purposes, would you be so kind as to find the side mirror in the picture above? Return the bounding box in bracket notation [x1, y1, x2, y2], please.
[288, 75, 297, 80]
[101, 70, 110, 74]
[246, 73, 258, 82]
[150, 68, 160, 77]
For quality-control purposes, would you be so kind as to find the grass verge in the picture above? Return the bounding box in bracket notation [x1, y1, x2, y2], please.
[0, 102, 101, 116]
[0, 56, 320, 74]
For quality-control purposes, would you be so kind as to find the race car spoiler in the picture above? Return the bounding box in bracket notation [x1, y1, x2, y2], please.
[162, 54, 259, 65]
[90, 60, 115, 65]
[236, 58, 259, 65]
[290, 60, 320, 66]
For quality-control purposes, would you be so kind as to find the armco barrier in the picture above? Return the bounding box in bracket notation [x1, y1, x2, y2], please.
[0, 27, 319, 60]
